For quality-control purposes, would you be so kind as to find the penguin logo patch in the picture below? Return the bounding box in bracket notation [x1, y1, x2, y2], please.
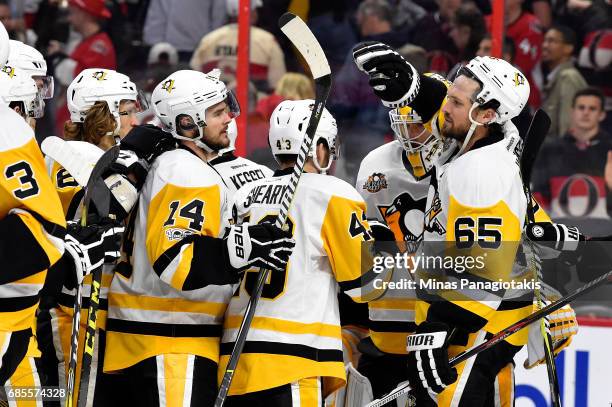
[92, 71, 107, 81]
[378, 192, 427, 253]
[1, 66, 15, 77]
[363, 173, 388, 193]
[513, 72, 525, 86]
[161, 79, 175, 93]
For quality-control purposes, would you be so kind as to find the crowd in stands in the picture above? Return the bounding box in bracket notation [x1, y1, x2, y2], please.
[4, 0, 611, 231]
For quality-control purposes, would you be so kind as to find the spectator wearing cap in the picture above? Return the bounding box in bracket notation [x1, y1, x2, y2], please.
[533, 87, 612, 221]
[189, 0, 286, 95]
[50, 0, 116, 87]
[143, 0, 226, 62]
[541, 25, 587, 138]
[49, 0, 116, 136]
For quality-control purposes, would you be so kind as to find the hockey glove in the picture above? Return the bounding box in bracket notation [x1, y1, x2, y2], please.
[63, 219, 125, 287]
[226, 222, 295, 272]
[525, 304, 578, 368]
[406, 322, 458, 394]
[352, 41, 420, 108]
[524, 222, 584, 261]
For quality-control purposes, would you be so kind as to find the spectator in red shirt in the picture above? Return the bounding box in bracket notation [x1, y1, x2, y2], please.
[486, 0, 543, 108]
[49, 0, 117, 136]
[51, 0, 116, 87]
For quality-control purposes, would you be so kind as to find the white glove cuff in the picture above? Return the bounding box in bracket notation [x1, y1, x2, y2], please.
[227, 224, 253, 270]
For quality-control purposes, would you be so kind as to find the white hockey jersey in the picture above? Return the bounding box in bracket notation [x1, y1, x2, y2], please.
[210, 153, 273, 199]
[219, 169, 374, 396]
[355, 140, 429, 354]
[418, 123, 549, 346]
[105, 147, 235, 372]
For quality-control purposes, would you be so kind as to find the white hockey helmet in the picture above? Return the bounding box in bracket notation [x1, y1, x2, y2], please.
[67, 68, 148, 134]
[151, 69, 240, 152]
[0, 22, 9, 67]
[219, 118, 238, 155]
[8, 40, 54, 99]
[226, 0, 262, 17]
[461, 56, 530, 124]
[269, 99, 338, 174]
[453, 56, 530, 155]
[0, 66, 44, 119]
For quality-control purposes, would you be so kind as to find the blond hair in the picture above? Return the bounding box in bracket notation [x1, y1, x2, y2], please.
[64, 101, 116, 149]
[275, 73, 315, 100]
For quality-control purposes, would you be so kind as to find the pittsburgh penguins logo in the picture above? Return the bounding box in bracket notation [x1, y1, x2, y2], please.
[161, 79, 175, 93]
[424, 189, 446, 236]
[92, 70, 107, 81]
[514, 72, 525, 86]
[1, 65, 15, 77]
[378, 192, 427, 253]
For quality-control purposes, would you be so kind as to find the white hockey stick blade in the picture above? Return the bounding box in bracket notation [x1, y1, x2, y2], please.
[41, 137, 104, 186]
[279, 13, 330, 80]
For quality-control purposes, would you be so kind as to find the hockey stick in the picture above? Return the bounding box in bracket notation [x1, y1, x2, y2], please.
[519, 109, 562, 407]
[65, 145, 119, 407]
[366, 267, 612, 407]
[214, 13, 331, 407]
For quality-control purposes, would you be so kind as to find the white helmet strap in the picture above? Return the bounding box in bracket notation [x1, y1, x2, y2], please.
[457, 102, 489, 157]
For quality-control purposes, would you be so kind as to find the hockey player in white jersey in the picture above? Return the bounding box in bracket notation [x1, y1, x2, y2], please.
[210, 118, 273, 198]
[104, 69, 294, 407]
[219, 99, 378, 407]
[353, 43, 576, 406]
[0, 37, 122, 397]
[355, 104, 457, 400]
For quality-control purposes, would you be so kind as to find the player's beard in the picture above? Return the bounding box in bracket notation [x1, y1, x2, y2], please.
[202, 130, 230, 151]
[442, 120, 470, 142]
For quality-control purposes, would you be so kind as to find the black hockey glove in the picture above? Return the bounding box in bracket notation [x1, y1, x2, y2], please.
[406, 322, 458, 395]
[524, 222, 584, 262]
[226, 222, 295, 272]
[117, 125, 177, 189]
[352, 41, 420, 108]
[63, 219, 124, 288]
[369, 219, 399, 255]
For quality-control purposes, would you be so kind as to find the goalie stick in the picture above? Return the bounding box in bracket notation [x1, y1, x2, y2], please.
[520, 109, 562, 407]
[214, 13, 331, 407]
[65, 145, 119, 407]
[366, 267, 612, 407]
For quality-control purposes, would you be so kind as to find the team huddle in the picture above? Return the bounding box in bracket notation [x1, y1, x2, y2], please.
[1, 15, 599, 407]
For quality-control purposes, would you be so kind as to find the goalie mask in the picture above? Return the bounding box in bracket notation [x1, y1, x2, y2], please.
[151, 69, 240, 153]
[8, 40, 54, 99]
[67, 68, 149, 136]
[0, 66, 44, 119]
[390, 106, 455, 176]
[269, 99, 338, 174]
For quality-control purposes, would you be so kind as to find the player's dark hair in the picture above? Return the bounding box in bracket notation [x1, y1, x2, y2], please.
[275, 154, 298, 166]
[572, 87, 605, 110]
